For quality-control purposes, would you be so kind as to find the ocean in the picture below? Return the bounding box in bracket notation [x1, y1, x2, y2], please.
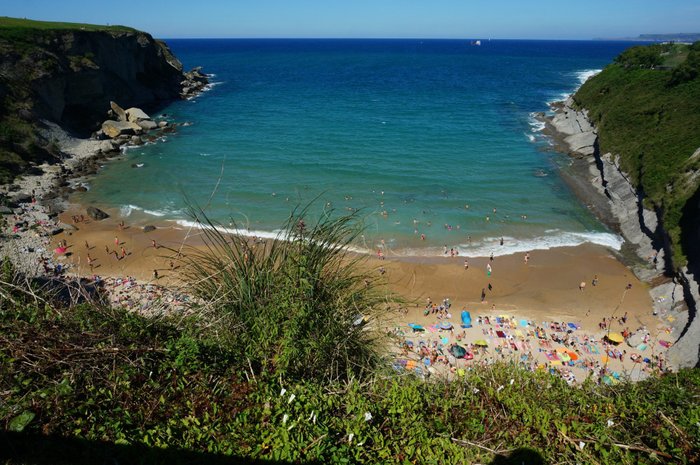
[74, 39, 639, 257]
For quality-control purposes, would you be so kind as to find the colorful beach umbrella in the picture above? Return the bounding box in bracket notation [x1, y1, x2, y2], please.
[566, 350, 579, 361]
[607, 332, 624, 344]
[474, 339, 488, 347]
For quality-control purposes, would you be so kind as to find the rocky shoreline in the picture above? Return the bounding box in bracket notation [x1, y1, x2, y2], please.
[539, 97, 700, 369]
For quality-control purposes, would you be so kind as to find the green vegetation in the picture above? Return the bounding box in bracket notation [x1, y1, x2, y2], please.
[2, 210, 700, 464]
[182, 207, 388, 382]
[0, 16, 135, 41]
[574, 41, 700, 266]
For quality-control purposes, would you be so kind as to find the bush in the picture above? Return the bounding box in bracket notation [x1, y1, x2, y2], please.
[181, 205, 392, 383]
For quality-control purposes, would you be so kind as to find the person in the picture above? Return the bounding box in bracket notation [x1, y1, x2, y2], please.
[481, 288, 486, 302]
[489, 252, 494, 262]
[486, 263, 492, 276]
[488, 282, 492, 291]
[500, 237, 504, 246]
[592, 275, 598, 286]
[579, 281, 586, 291]
[114, 236, 119, 246]
[152, 239, 157, 249]
[524, 252, 529, 264]
[464, 259, 469, 270]
[153, 269, 159, 279]
[85, 240, 89, 249]
[121, 247, 126, 259]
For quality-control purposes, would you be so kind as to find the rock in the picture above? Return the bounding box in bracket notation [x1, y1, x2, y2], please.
[158, 121, 168, 128]
[143, 225, 156, 233]
[87, 206, 109, 220]
[137, 119, 158, 130]
[50, 227, 64, 236]
[110, 101, 127, 122]
[130, 135, 143, 145]
[126, 107, 151, 122]
[564, 131, 597, 156]
[0, 206, 13, 215]
[97, 140, 117, 153]
[74, 186, 88, 192]
[102, 120, 142, 138]
[11, 193, 32, 204]
[18, 108, 35, 122]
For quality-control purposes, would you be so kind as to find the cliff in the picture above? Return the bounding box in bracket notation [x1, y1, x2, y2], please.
[544, 41, 700, 368]
[0, 17, 206, 183]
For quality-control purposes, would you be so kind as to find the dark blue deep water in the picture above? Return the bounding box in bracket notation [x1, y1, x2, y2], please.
[77, 39, 639, 256]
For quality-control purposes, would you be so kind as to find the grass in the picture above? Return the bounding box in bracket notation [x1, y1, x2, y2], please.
[573, 41, 700, 266]
[1, 211, 699, 464]
[0, 16, 136, 39]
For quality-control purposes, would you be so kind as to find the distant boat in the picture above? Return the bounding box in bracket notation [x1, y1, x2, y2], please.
[471, 40, 482, 46]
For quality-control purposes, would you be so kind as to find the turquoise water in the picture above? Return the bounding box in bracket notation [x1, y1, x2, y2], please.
[76, 39, 638, 256]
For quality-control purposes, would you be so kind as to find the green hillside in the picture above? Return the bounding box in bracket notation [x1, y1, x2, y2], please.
[573, 42, 700, 266]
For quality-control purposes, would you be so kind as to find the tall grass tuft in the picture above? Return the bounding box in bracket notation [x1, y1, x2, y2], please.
[181, 204, 393, 382]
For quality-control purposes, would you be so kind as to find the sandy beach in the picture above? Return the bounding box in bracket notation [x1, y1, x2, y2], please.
[3, 200, 666, 383]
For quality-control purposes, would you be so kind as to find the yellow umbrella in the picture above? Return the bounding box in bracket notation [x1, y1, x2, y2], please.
[474, 339, 488, 347]
[607, 332, 624, 344]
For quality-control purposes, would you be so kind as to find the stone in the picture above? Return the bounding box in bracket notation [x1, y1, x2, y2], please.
[102, 120, 142, 138]
[158, 121, 168, 128]
[564, 131, 597, 156]
[97, 140, 117, 153]
[11, 193, 32, 204]
[137, 119, 158, 130]
[87, 206, 109, 220]
[126, 107, 151, 123]
[130, 135, 143, 145]
[110, 101, 127, 121]
[0, 206, 13, 215]
[143, 225, 156, 233]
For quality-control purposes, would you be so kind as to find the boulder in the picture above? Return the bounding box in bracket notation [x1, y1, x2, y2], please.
[102, 120, 143, 138]
[158, 121, 168, 128]
[130, 135, 143, 145]
[87, 206, 109, 220]
[137, 119, 158, 130]
[110, 101, 127, 122]
[126, 107, 151, 122]
[97, 140, 117, 153]
[143, 225, 156, 233]
[0, 206, 13, 215]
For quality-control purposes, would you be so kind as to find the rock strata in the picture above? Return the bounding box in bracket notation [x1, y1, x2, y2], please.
[545, 97, 700, 369]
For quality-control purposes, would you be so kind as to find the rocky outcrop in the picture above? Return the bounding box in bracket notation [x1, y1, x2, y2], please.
[86, 206, 109, 220]
[545, 97, 700, 369]
[0, 27, 209, 135]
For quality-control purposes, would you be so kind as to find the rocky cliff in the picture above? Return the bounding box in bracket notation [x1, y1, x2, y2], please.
[0, 25, 204, 132]
[545, 97, 700, 369]
[0, 19, 207, 182]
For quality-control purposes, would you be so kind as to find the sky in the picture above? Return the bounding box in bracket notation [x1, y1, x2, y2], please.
[3, 0, 700, 40]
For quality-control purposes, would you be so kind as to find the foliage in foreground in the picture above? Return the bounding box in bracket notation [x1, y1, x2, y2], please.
[574, 41, 700, 266]
[180, 206, 390, 383]
[1, 259, 699, 464]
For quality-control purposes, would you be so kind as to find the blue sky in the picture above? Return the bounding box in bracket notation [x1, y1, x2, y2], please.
[4, 0, 700, 39]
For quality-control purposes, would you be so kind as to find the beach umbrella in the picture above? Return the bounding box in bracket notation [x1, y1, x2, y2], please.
[474, 339, 488, 347]
[408, 323, 425, 332]
[606, 332, 624, 344]
[559, 352, 571, 362]
[566, 350, 579, 361]
[439, 321, 453, 330]
[449, 344, 468, 359]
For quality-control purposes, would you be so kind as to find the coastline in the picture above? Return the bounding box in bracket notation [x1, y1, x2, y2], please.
[0, 65, 684, 380]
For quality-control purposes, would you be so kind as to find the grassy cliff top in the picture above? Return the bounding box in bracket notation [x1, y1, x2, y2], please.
[573, 41, 700, 266]
[0, 16, 137, 40]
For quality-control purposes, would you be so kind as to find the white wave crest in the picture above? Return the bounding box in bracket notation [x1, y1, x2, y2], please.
[576, 69, 602, 86]
[119, 204, 180, 218]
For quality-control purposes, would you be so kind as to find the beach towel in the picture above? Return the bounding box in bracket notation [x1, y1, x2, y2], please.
[545, 352, 559, 361]
[496, 330, 506, 338]
[589, 344, 600, 354]
[636, 344, 647, 351]
[567, 322, 579, 330]
[519, 319, 528, 327]
[659, 340, 672, 348]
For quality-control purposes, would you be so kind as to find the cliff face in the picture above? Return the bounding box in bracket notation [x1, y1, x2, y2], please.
[546, 98, 700, 369]
[1, 29, 186, 133]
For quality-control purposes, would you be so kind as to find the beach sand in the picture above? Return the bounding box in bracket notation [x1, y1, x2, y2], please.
[40, 202, 677, 382]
